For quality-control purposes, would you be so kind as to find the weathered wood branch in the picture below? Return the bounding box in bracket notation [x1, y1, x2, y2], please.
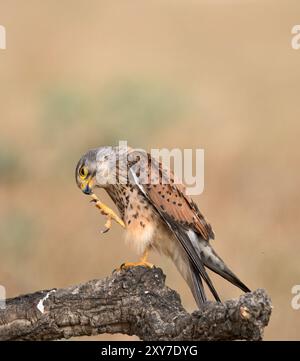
[0, 267, 271, 341]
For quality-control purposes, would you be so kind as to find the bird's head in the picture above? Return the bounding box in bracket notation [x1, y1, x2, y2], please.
[75, 146, 128, 195]
[75, 148, 98, 195]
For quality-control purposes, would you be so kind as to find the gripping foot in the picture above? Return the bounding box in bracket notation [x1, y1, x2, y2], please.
[116, 250, 154, 271]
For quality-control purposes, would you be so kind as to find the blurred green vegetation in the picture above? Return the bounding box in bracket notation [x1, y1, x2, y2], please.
[0, 145, 24, 183]
[39, 79, 185, 180]
[94, 80, 184, 145]
[40, 87, 88, 138]
[40, 79, 184, 146]
[0, 210, 35, 258]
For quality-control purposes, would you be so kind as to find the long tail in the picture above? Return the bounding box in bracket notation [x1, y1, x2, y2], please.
[198, 239, 251, 294]
[156, 212, 250, 307]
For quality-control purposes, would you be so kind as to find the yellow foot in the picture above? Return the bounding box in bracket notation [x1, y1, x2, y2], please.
[113, 250, 154, 272]
[120, 261, 154, 270]
[90, 193, 125, 232]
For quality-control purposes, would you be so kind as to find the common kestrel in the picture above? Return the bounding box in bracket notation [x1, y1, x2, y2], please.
[75, 145, 250, 307]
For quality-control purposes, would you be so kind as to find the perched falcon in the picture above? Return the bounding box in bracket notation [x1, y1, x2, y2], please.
[75, 145, 250, 307]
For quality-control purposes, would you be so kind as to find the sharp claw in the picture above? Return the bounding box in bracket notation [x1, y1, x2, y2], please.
[100, 227, 110, 234]
[100, 217, 112, 234]
[89, 194, 125, 230]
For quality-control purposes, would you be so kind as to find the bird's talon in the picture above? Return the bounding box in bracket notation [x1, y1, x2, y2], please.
[90, 194, 125, 229]
[119, 261, 154, 270]
[112, 266, 119, 274]
[100, 217, 112, 233]
[100, 227, 110, 234]
[111, 263, 125, 272]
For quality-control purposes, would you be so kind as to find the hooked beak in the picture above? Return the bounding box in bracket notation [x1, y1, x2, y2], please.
[80, 178, 94, 195]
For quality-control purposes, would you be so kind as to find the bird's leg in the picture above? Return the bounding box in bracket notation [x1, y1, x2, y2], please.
[90, 193, 125, 232]
[120, 249, 154, 270]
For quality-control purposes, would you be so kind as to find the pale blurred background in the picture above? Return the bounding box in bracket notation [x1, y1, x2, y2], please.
[0, 0, 300, 340]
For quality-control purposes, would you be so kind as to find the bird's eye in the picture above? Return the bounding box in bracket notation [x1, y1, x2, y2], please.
[79, 166, 88, 179]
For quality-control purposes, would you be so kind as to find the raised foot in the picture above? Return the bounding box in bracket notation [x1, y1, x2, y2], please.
[90, 193, 125, 233]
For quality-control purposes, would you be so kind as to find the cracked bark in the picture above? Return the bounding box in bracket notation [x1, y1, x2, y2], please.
[0, 267, 272, 341]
